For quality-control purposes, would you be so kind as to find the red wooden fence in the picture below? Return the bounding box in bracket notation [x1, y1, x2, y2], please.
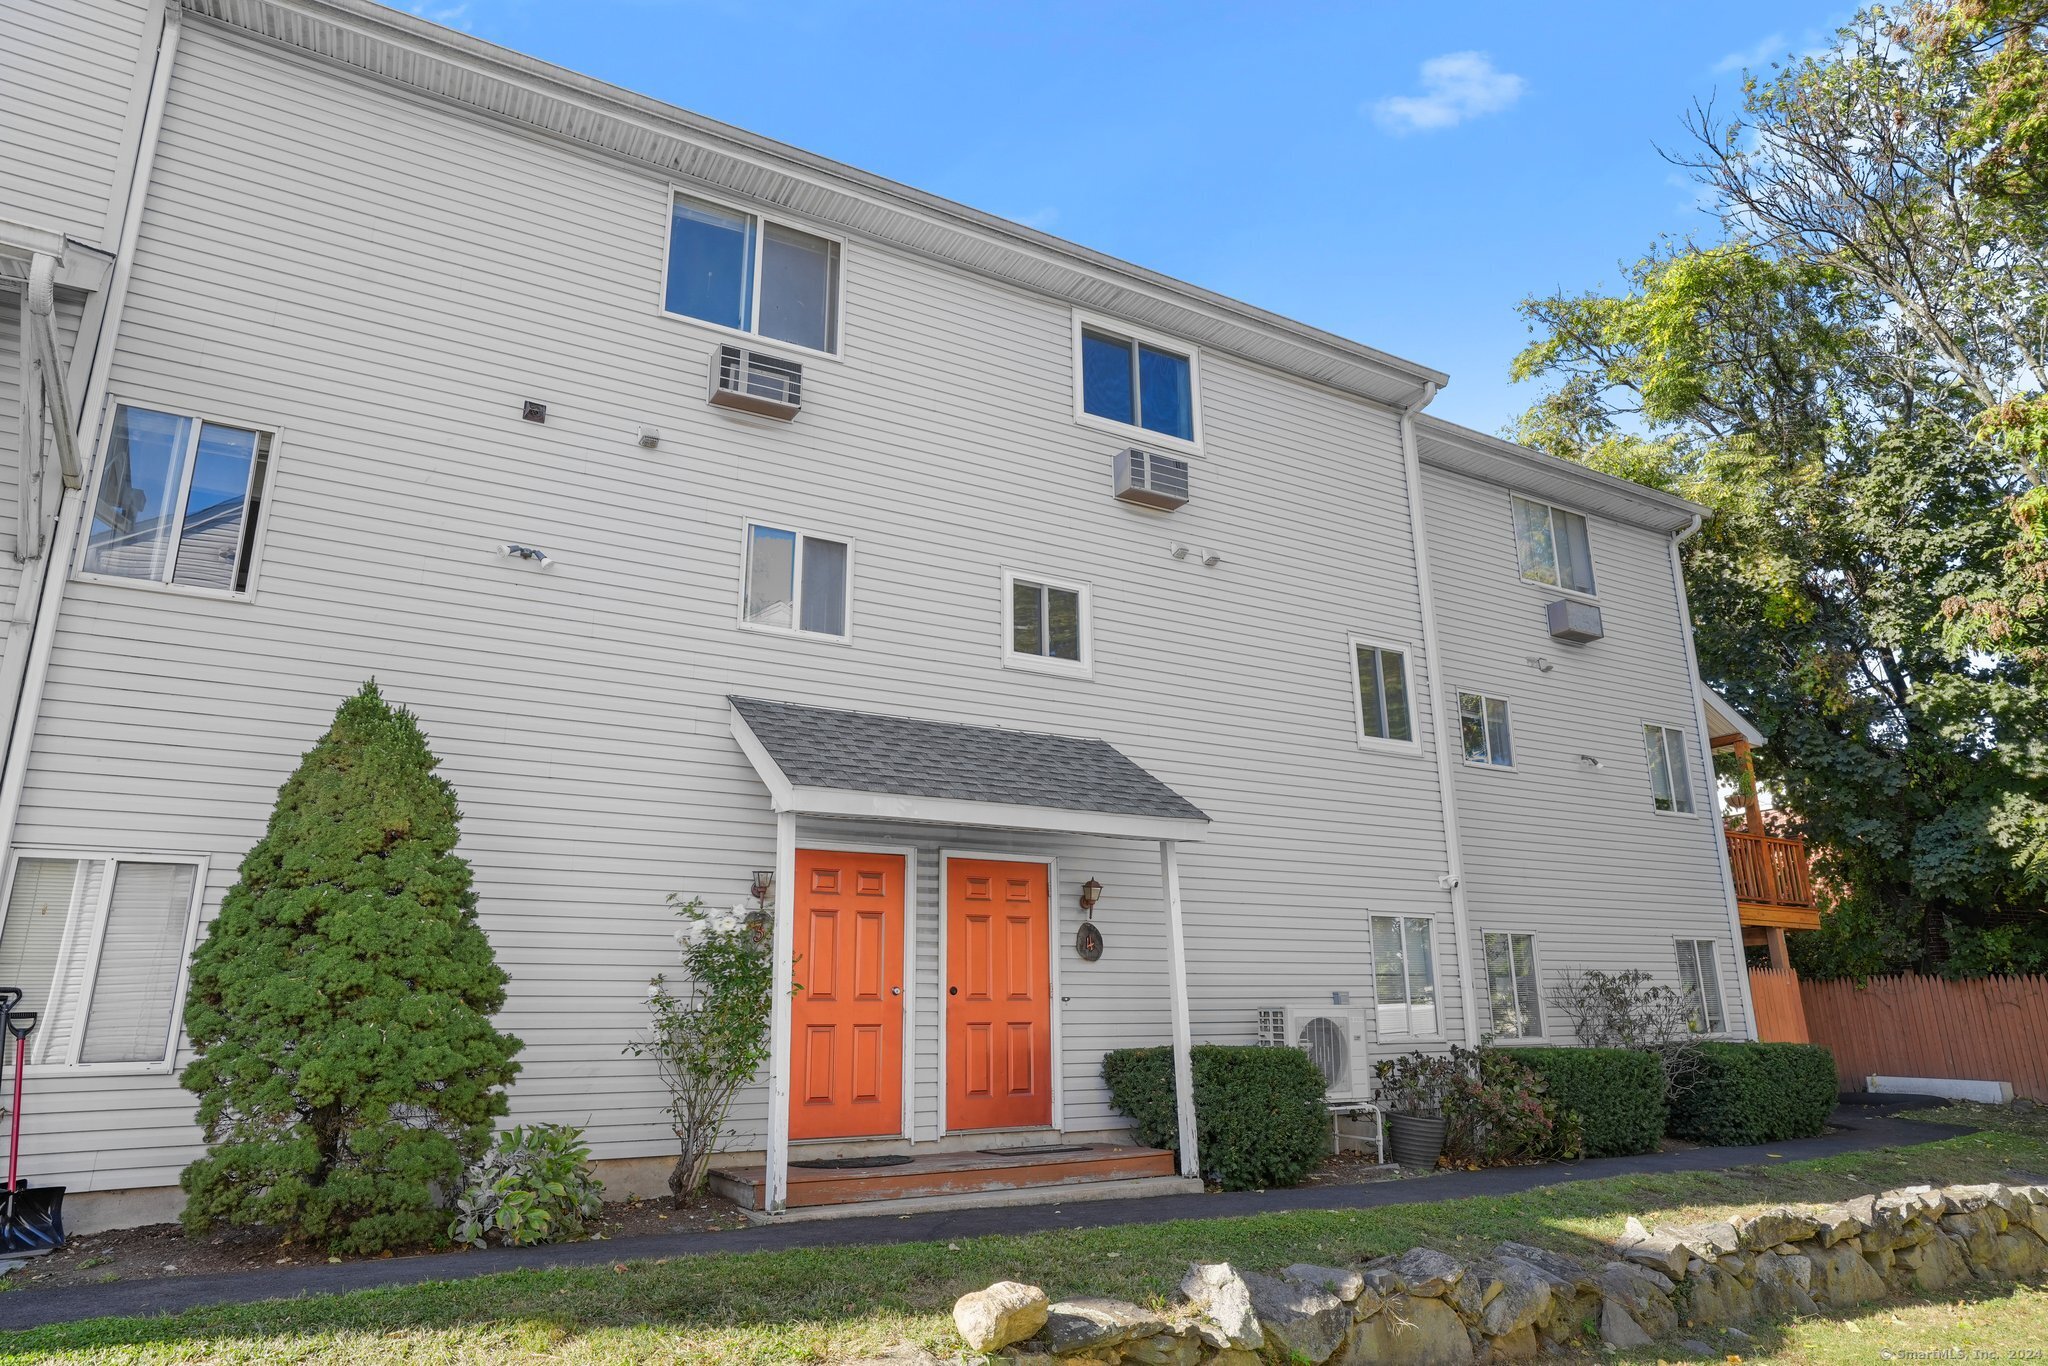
[1797, 973, 2048, 1101]
[1747, 966, 1809, 1043]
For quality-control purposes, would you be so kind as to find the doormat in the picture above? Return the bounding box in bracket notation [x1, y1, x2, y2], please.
[790, 1155, 916, 1170]
[977, 1144, 1094, 1157]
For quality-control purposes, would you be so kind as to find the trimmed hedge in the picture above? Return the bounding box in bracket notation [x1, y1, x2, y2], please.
[1511, 1047, 1666, 1157]
[1667, 1041, 1838, 1146]
[1102, 1044, 1328, 1190]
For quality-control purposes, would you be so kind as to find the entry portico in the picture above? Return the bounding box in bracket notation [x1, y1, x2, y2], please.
[728, 696, 1210, 1215]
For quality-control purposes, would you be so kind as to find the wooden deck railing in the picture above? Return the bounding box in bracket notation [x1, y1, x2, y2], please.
[1725, 830, 1814, 908]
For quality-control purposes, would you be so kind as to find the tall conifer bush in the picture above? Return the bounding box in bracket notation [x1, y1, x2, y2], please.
[179, 682, 522, 1253]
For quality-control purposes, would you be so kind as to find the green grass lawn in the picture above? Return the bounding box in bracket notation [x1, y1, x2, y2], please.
[6, 1131, 2047, 1365]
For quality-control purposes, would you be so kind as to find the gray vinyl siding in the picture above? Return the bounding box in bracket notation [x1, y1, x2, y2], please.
[1422, 464, 1750, 1043]
[0, 0, 156, 247]
[9, 24, 1467, 1192]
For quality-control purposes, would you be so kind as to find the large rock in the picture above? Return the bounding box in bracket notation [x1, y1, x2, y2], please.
[1738, 1206, 1824, 1251]
[1494, 1242, 1597, 1295]
[1284, 1263, 1367, 1303]
[1681, 1261, 1757, 1328]
[1339, 1292, 1475, 1366]
[1895, 1233, 1970, 1292]
[953, 1281, 1049, 1353]
[1477, 1257, 1554, 1340]
[1805, 1241, 1890, 1309]
[1661, 1220, 1740, 1261]
[1811, 1206, 1865, 1247]
[1752, 1250, 1821, 1319]
[1244, 1269, 1351, 1364]
[1388, 1247, 1467, 1299]
[1118, 1331, 1202, 1366]
[1039, 1298, 1167, 1355]
[1617, 1217, 1690, 1279]
[1598, 1296, 1654, 1349]
[1595, 1261, 1679, 1340]
[1178, 1263, 1262, 1351]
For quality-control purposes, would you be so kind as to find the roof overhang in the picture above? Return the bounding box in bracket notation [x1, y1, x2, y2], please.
[1414, 414, 1707, 535]
[176, 0, 1446, 410]
[1702, 683, 1766, 748]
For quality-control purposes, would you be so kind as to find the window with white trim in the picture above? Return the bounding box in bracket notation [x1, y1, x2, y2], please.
[1002, 571, 1091, 675]
[665, 193, 841, 354]
[1459, 692, 1514, 767]
[1372, 913, 1438, 1037]
[1676, 938, 1727, 1034]
[741, 522, 851, 641]
[1078, 324, 1197, 444]
[1511, 495, 1596, 595]
[82, 403, 273, 595]
[1484, 931, 1542, 1039]
[1643, 723, 1697, 814]
[1351, 640, 1415, 745]
[0, 854, 203, 1069]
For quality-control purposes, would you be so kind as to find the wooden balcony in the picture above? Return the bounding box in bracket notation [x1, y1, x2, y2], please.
[1727, 829, 1820, 930]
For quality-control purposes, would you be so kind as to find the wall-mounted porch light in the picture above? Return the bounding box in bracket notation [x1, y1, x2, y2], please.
[751, 869, 776, 908]
[1078, 878, 1103, 918]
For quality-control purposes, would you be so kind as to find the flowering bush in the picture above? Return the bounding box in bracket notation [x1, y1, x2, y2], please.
[1376, 1045, 1581, 1168]
[625, 895, 775, 1205]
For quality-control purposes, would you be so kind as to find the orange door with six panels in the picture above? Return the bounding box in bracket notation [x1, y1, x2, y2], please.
[945, 858, 1053, 1131]
[790, 849, 906, 1140]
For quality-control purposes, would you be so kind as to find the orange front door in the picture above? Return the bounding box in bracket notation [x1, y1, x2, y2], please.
[791, 849, 906, 1140]
[946, 858, 1053, 1131]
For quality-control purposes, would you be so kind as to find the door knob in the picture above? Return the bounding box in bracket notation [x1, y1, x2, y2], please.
[949, 986, 958, 995]
[891, 986, 902, 996]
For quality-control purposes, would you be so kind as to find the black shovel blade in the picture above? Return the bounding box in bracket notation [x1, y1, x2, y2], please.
[0, 1183, 66, 1255]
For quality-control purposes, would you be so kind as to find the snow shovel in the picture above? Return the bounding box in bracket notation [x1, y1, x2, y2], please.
[0, 1011, 64, 1255]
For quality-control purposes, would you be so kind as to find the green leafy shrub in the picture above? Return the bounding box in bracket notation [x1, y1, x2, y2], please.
[1445, 1049, 1583, 1167]
[1102, 1044, 1327, 1190]
[451, 1123, 605, 1248]
[179, 682, 524, 1254]
[1666, 1042, 1838, 1145]
[1514, 1047, 1667, 1156]
[1372, 1049, 1464, 1116]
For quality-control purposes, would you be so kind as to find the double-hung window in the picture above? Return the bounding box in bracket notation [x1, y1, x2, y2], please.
[666, 193, 842, 354]
[1511, 495, 1596, 595]
[1003, 571, 1091, 675]
[81, 403, 273, 595]
[1372, 914, 1438, 1037]
[1351, 639, 1415, 746]
[1460, 692, 1514, 767]
[1676, 938, 1727, 1034]
[1643, 723, 1697, 814]
[1484, 932, 1542, 1039]
[1077, 322, 1197, 445]
[0, 853, 204, 1069]
[740, 521, 851, 641]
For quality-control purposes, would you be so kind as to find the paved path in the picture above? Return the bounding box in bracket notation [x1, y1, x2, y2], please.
[0, 1106, 1981, 1330]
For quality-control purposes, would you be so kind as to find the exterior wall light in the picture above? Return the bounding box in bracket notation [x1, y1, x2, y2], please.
[1078, 878, 1103, 917]
[751, 869, 776, 908]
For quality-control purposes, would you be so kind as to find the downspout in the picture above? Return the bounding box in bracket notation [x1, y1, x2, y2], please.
[1669, 514, 1760, 1039]
[1397, 384, 1482, 1048]
[0, 6, 182, 877]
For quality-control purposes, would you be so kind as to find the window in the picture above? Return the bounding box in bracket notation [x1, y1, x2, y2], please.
[82, 403, 273, 594]
[1002, 571, 1091, 675]
[1372, 914, 1438, 1037]
[1350, 639, 1415, 746]
[1676, 939, 1727, 1034]
[1484, 932, 1542, 1039]
[740, 522, 851, 641]
[1077, 323, 1197, 444]
[0, 854, 203, 1069]
[665, 193, 841, 354]
[1511, 495, 1596, 595]
[1643, 723, 1697, 814]
[1459, 692, 1514, 767]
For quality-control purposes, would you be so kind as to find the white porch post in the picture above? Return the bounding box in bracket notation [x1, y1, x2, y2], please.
[1160, 839, 1200, 1179]
[765, 810, 797, 1213]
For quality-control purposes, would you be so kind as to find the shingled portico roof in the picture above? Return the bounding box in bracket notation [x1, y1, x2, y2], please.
[728, 696, 1210, 842]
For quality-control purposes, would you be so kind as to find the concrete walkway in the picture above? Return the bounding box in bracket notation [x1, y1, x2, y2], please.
[0, 1106, 1980, 1330]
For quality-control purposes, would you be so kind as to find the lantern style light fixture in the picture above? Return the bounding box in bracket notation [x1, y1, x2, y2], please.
[1078, 878, 1103, 918]
[751, 869, 776, 908]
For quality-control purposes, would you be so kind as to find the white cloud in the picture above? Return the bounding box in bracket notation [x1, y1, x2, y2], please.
[1370, 52, 1526, 134]
[1712, 32, 1789, 74]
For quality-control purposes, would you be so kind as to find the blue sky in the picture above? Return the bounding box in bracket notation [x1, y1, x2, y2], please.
[399, 1, 1847, 435]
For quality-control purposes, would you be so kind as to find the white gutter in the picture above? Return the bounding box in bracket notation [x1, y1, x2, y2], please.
[1669, 513, 1760, 1039]
[1397, 383, 1482, 1048]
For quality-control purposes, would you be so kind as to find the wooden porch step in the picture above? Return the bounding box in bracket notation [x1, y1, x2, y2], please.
[709, 1143, 1177, 1211]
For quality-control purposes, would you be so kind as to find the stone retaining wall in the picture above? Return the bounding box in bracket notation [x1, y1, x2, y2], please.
[949, 1181, 2048, 1363]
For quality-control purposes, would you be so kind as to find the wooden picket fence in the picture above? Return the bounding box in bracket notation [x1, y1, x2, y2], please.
[1794, 972, 2048, 1101]
[1747, 966, 1809, 1043]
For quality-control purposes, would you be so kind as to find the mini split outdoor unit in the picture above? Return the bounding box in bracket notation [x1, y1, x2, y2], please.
[1113, 447, 1191, 510]
[709, 344, 803, 420]
[1258, 1005, 1370, 1100]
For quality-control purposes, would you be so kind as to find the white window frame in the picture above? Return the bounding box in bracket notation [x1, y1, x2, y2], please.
[1643, 720, 1699, 816]
[1482, 931, 1543, 1040]
[1372, 913, 1441, 1040]
[736, 518, 855, 645]
[1348, 635, 1422, 753]
[999, 569, 1094, 678]
[1508, 494, 1598, 600]
[1070, 311, 1203, 455]
[74, 397, 282, 602]
[0, 849, 208, 1076]
[658, 184, 848, 362]
[1676, 938, 1728, 1034]
[1458, 690, 1515, 769]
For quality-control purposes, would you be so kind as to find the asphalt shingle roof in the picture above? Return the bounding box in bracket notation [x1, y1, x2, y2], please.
[729, 696, 1209, 824]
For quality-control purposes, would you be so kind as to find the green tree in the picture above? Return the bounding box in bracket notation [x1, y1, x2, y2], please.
[179, 682, 522, 1253]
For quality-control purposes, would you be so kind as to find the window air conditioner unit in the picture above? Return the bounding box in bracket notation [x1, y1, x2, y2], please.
[1257, 1005, 1371, 1101]
[709, 344, 802, 420]
[1546, 598, 1604, 644]
[1113, 447, 1191, 511]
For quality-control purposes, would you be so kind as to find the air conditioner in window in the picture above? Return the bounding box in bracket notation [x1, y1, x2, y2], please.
[1546, 598, 1604, 643]
[1257, 1005, 1371, 1101]
[1113, 447, 1191, 510]
[709, 344, 803, 420]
